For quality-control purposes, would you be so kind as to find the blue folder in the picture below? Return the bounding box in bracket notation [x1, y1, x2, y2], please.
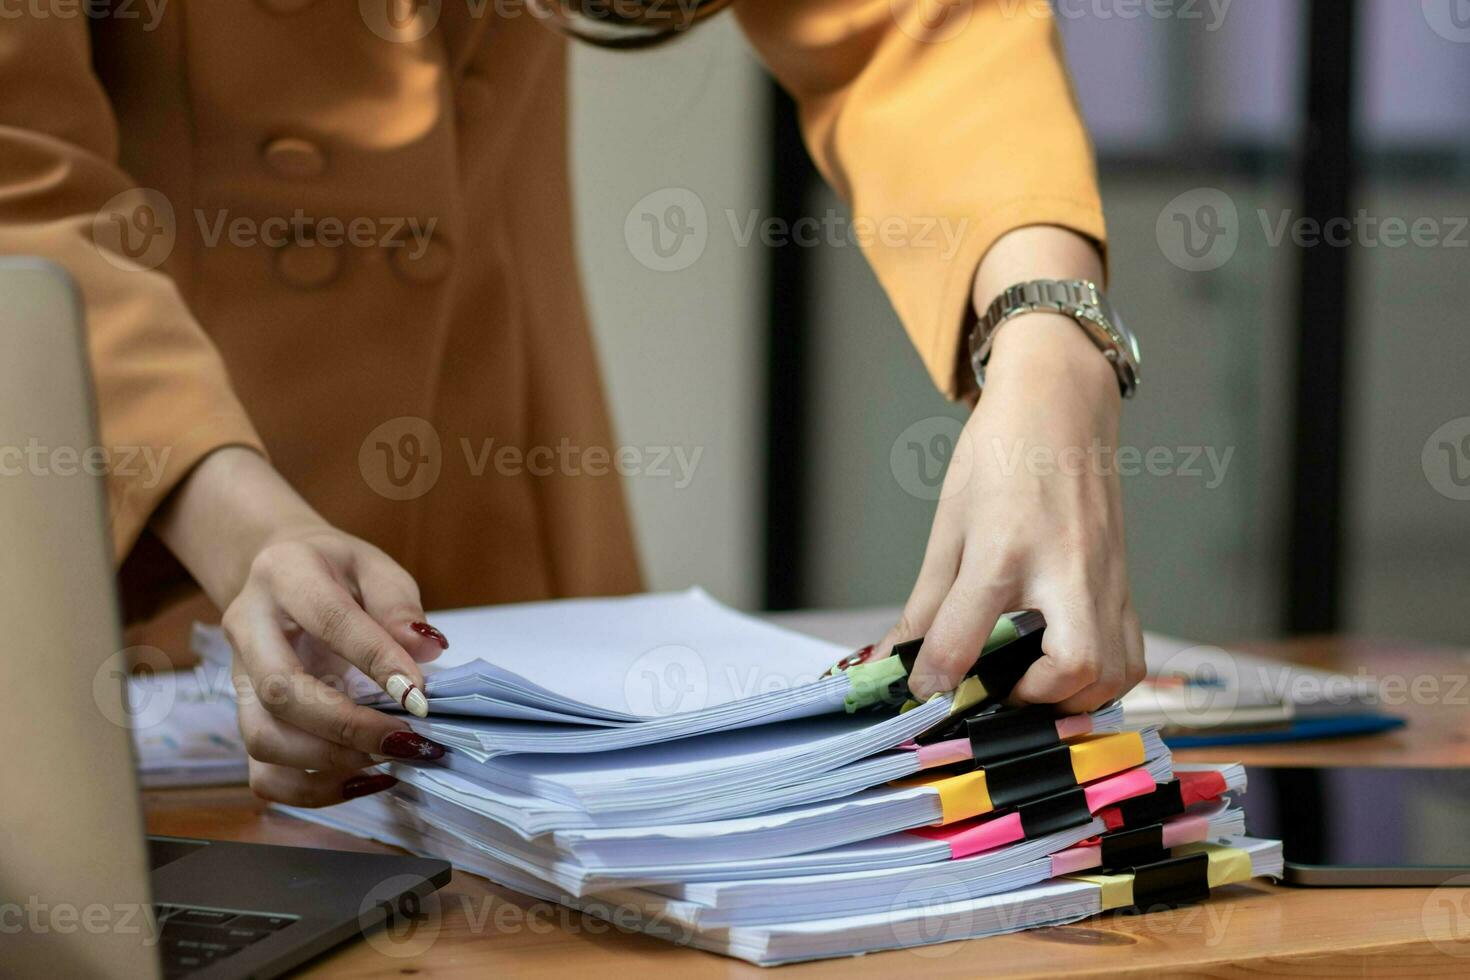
[1162, 713, 1405, 748]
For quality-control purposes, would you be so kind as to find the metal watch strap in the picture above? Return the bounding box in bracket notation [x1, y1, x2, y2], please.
[969, 279, 1136, 397]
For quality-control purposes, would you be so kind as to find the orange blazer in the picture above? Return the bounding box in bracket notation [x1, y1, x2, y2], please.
[0, 1, 1104, 653]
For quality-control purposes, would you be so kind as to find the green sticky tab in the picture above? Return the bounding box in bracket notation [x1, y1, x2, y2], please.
[983, 614, 1020, 654]
[842, 656, 908, 713]
[839, 613, 1024, 713]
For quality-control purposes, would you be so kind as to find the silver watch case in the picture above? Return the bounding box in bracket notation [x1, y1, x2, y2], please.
[968, 279, 1140, 397]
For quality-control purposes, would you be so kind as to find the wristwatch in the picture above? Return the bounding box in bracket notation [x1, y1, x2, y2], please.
[968, 279, 1141, 398]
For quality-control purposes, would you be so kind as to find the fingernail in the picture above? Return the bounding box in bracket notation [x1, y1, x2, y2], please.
[380, 730, 446, 761]
[822, 644, 876, 678]
[410, 621, 449, 649]
[385, 673, 430, 718]
[342, 773, 398, 800]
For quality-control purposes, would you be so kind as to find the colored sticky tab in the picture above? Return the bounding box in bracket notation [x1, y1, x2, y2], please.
[1015, 786, 1092, 838]
[1073, 871, 1134, 910]
[1081, 767, 1158, 814]
[908, 811, 1025, 860]
[931, 770, 993, 824]
[1098, 823, 1167, 869]
[900, 677, 982, 715]
[1176, 841, 1254, 888]
[1179, 769, 1230, 807]
[1067, 731, 1145, 784]
[843, 616, 1020, 713]
[984, 615, 1021, 653]
[983, 744, 1077, 808]
[1072, 846, 1236, 912]
[965, 705, 1062, 764]
[842, 656, 907, 713]
[948, 675, 988, 715]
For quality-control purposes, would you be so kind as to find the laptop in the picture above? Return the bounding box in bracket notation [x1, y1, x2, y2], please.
[0, 258, 450, 979]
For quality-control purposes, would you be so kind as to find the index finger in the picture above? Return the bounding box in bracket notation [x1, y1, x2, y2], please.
[226, 592, 421, 755]
[273, 565, 429, 717]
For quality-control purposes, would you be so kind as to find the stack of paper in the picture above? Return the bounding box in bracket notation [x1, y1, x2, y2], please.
[127, 667, 248, 789]
[1123, 633, 1401, 745]
[229, 590, 1281, 963]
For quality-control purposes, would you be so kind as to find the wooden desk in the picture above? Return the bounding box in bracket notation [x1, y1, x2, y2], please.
[144, 633, 1470, 977]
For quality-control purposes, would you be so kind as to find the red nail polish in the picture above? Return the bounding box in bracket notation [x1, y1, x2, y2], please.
[380, 730, 447, 761]
[342, 773, 398, 800]
[822, 644, 876, 678]
[410, 621, 449, 649]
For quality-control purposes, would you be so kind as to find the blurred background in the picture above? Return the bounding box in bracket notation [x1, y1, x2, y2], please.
[570, 0, 1470, 647]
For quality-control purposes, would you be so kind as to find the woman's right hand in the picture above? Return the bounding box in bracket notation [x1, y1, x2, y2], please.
[151, 447, 450, 806]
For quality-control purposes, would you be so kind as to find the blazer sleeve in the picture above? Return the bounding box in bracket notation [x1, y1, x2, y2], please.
[736, 0, 1108, 397]
[0, 22, 265, 565]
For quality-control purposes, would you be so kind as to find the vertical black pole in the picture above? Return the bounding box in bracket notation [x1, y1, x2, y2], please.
[1285, 0, 1358, 634]
[761, 81, 816, 610]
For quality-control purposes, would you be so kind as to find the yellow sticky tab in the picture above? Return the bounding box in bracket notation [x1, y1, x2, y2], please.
[1071, 871, 1134, 910]
[948, 676, 988, 715]
[1175, 842, 1254, 888]
[1066, 731, 1145, 784]
[901, 677, 986, 716]
[1070, 843, 1254, 913]
[931, 770, 993, 824]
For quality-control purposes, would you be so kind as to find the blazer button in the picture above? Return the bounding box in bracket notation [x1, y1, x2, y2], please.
[262, 137, 327, 179]
[275, 241, 342, 288]
[390, 236, 452, 285]
[257, 0, 316, 12]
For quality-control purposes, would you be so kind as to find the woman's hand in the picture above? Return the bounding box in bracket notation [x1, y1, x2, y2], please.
[878, 226, 1145, 711]
[152, 448, 449, 806]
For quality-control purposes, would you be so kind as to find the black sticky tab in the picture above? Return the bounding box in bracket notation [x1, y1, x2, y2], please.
[1099, 823, 1167, 870]
[1015, 786, 1091, 838]
[894, 624, 1045, 705]
[894, 638, 923, 676]
[983, 743, 1076, 808]
[1113, 779, 1185, 826]
[1123, 851, 1211, 911]
[916, 702, 1002, 746]
[970, 629, 1045, 702]
[965, 705, 1060, 764]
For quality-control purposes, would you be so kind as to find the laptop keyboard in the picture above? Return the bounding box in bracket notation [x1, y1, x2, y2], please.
[154, 905, 297, 977]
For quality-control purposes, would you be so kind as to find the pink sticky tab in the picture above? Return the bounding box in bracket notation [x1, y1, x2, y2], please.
[915, 738, 974, 769]
[909, 811, 1024, 860]
[1055, 714, 1094, 741]
[1161, 811, 1210, 846]
[1050, 843, 1102, 876]
[1082, 767, 1158, 812]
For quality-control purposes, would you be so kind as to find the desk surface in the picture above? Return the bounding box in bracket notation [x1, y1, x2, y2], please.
[143, 621, 1470, 977]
